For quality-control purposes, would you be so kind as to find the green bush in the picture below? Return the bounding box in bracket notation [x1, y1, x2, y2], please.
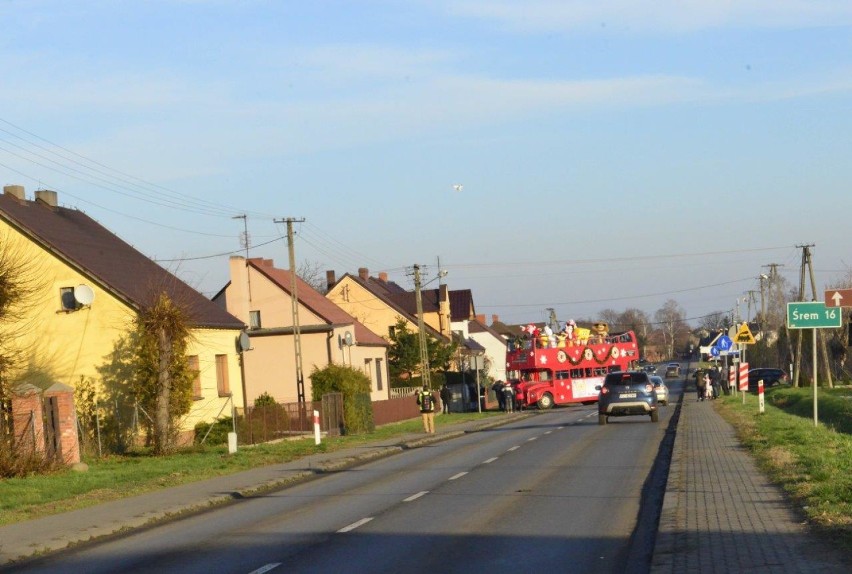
[194, 417, 233, 446]
[311, 364, 374, 434]
[253, 392, 276, 407]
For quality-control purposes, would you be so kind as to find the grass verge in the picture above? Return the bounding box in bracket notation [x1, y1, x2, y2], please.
[0, 411, 500, 526]
[715, 386, 852, 553]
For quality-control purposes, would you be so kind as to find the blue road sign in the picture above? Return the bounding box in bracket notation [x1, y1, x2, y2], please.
[710, 346, 720, 357]
[717, 335, 733, 351]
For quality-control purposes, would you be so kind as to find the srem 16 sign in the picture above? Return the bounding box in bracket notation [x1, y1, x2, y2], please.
[786, 302, 842, 329]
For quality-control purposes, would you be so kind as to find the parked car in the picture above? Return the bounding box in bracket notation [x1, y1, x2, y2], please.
[642, 364, 657, 374]
[665, 362, 680, 378]
[596, 371, 659, 425]
[747, 368, 788, 391]
[649, 375, 669, 405]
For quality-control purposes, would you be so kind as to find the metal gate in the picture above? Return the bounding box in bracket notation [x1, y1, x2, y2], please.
[321, 392, 344, 436]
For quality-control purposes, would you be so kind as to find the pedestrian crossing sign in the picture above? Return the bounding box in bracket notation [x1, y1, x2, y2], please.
[733, 323, 756, 345]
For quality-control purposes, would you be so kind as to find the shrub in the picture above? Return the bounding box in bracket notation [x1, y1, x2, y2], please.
[194, 417, 233, 446]
[311, 364, 374, 434]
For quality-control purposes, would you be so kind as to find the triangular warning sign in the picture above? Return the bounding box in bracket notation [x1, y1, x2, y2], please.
[733, 323, 756, 345]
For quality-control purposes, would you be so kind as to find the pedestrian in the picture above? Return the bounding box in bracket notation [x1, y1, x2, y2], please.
[695, 369, 707, 401]
[719, 365, 730, 395]
[502, 381, 515, 412]
[416, 385, 437, 433]
[440, 384, 452, 414]
[703, 372, 713, 400]
[710, 366, 721, 399]
[492, 380, 505, 411]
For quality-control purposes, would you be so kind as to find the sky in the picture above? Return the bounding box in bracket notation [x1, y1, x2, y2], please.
[1, 0, 850, 328]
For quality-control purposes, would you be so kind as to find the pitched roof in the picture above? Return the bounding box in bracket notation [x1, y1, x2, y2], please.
[469, 318, 506, 340]
[248, 259, 387, 346]
[0, 192, 243, 329]
[386, 288, 474, 322]
[334, 272, 445, 340]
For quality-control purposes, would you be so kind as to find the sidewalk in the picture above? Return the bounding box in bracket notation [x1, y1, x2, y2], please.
[651, 390, 849, 573]
[0, 414, 526, 568]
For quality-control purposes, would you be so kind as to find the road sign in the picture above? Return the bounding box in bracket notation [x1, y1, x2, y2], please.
[738, 362, 749, 391]
[787, 302, 842, 329]
[710, 346, 720, 357]
[733, 323, 756, 345]
[825, 289, 852, 308]
[717, 335, 733, 352]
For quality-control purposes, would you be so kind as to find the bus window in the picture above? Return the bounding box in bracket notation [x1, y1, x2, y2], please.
[593, 367, 607, 376]
[570, 368, 583, 378]
[555, 370, 570, 380]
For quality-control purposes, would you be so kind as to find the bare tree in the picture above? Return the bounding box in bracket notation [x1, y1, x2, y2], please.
[297, 259, 327, 293]
[0, 231, 46, 399]
[654, 299, 688, 360]
[699, 311, 728, 332]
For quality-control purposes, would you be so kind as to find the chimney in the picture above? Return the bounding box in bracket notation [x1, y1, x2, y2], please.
[491, 314, 499, 325]
[439, 284, 449, 302]
[34, 189, 58, 208]
[3, 185, 25, 202]
[476, 314, 485, 324]
[378, 272, 388, 283]
[358, 267, 369, 280]
[326, 270, 336, 290]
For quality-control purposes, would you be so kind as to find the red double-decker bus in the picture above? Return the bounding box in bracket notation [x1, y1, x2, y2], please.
[507, 330, 639, 409]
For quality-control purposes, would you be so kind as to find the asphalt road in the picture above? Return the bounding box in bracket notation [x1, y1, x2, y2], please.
[12, 391, 680, 574]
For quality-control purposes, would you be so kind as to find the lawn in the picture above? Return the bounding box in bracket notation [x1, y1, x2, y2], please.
[716, 385, 852, 553]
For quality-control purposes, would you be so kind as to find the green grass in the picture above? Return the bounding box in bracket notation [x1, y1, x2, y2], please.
[0, 411, 499, 526]
[716, 386, 852, 553]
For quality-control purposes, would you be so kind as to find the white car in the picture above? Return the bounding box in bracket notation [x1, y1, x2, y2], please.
[649, 375, 669, 405]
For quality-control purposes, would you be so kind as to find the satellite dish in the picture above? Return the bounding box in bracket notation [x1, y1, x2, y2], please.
[344, 331, 354, 346]
[237, 332, 251, 352]
[74, 284, 95, 306]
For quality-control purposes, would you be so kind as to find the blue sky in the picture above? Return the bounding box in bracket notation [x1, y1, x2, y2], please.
[1, 0, 850, 326]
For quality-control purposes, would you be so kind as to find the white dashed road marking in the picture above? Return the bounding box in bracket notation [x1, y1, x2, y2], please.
[527, 437, 537, 441]
[404, 491, 429, 502]
[448, 472, 468, 481]
[483, 457, 498, 464]
[507, 446, 520, 451]
[338, 517, 374, 533]
[248, 563, 282, 574]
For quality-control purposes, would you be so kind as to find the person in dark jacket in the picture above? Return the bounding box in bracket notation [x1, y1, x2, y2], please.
[492, 380, 505, 411]
[440, 384, 452, 414]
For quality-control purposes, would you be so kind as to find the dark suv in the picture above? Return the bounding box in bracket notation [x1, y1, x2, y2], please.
[596, 371, 659, 425]
[747, 368, 788, 391]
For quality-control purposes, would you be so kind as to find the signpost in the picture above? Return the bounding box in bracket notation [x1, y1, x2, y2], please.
[786, 302, 842, 329]
[787, 301, 842, 427]
[825, 289, 852, 308]
[758, 380, 765, 414]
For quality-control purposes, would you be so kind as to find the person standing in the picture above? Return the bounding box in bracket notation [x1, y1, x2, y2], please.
[416, 385, 437, 434]
[709, 366, 721, 399]
[440, 384, 452, 414]
[492, 380, 505, 411]
[695, 368, 707, 401]
[502, 381, 515, 413]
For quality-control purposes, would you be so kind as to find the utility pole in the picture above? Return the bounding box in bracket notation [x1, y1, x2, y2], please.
[792, 245, 833, 389]
[233, 214, 252, 304]
[276, 217, 307, 404]
[412, 264, 432, 390]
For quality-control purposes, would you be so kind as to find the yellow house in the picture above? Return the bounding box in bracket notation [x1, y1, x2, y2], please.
[325, 268, 452, 342]
[213, 257, 390, 405]
[0, 186, 245, 435]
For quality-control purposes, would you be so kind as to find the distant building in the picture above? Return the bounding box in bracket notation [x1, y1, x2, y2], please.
[214, 257, 389, 405]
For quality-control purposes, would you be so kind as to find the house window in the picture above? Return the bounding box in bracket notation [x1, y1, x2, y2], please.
[215, 354, 230, 396]
[59, 287, 77, 311]
[364, 358, 373, 390]
[376, 358, 384, 391]
[249, 310, 261, 329]
[188, 355, 202, 400]
[388, 325, 396, 338]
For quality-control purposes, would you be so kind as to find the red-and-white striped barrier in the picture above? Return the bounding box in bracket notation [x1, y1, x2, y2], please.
[738, 362, 749, 392]
[729, 368, 736, 392]
[313, 410, 321, 445]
